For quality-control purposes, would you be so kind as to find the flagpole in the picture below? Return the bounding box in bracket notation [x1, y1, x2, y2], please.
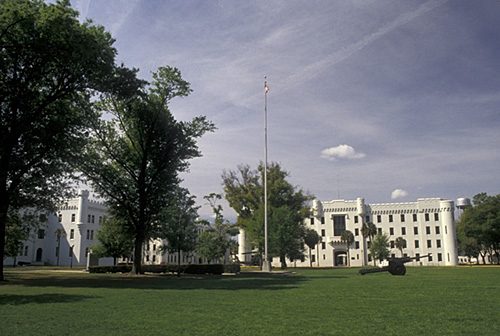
[263, 77, 271, 272]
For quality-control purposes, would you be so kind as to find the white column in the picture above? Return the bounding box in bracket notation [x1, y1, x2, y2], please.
[440, 200, 458, 266]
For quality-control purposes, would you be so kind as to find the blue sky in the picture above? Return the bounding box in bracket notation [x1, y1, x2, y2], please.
[71, 0, 500, 218]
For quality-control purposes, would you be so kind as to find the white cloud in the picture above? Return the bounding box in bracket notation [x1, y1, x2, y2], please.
[391, 189, 408, 200]
[320, 145, 366, 160]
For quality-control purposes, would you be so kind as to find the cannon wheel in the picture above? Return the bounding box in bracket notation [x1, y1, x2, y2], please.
[389, 264, 406, 276]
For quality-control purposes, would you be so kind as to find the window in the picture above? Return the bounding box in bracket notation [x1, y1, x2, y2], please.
[153, 255, 156, 262]
[333, 215, 346, 236]
[425, 213, 430, 221]
[401, 227, 406, 235]
[355, 228, 359, 236]
[390, 241, 395, 248]
[437, 253, 442, 262]
[414, 227, 418, 235]
[85, 247, 89, 257]
[310, 217, 314, 225]
[91, 215, 95, 224]
[400, 214, 405, 222]
[435, 226, 440, 235]
[88, 214, 91, 223]
[428, 255, 433, 262]
[355, 241, 360, 249]
[71, 214, 76, 222]
[426, 226, 431, 235]
[377, 215, 381, 223]
[427, 240, 432, 248]
[37, 229, 45, 239]
[389, 215, 393, 223]
[365, 216, 370, 223]
[321, 229, 326, 237]
[436, 240, 441, 248]
[90, 230, 94, 240]
[367, 241, 371, 248]
[86, 230, 90, 240]
[146, 255, 150, 262]
[391, 253, 396, 259]
[311, 255, 316, 262]
[434, 213, 439, 221]
[377, 228, 382, 235]
[415, 240, 419, 248]
[389, 227, 394, 235]
[368, 254, 372, 262]
[321, 242, 326, 250]
[321, 217, 325, 225]
[70, 229, 74, 239]
[354, 216, 358, 224]
[99, 216, 103, 225]
[413, 213, 418, 222]
[415, 253, 420, 261]
[153, 244, 156, 251]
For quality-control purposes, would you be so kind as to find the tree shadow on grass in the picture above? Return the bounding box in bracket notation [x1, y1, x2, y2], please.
[4, 270, 309, 291]
[0, 293, 98, 305]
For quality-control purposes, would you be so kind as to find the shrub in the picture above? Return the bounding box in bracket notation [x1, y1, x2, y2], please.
[184, 264, 224, 275]
[224, 263, 241, 274]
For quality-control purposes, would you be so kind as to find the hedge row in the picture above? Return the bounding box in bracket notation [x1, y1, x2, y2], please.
[89, 263, 240, 274]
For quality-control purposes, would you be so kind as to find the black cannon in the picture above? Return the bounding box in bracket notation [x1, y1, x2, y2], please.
[359, 253, 431, 276]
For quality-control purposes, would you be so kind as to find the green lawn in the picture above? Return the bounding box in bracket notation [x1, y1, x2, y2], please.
[1, 266, 499, 336]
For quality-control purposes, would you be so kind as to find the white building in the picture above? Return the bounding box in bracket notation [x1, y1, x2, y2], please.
[239, 197, 458, 268]
[5, 190, 212, 267]
[4, 190, 109, 267]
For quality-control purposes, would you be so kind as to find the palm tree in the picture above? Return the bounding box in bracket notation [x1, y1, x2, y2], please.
[54, 228, 66, 266]
[395, 237, 406, 257]
[340, 230, 355, 267]
[361, 221, 377, 265]
[304, 228, 321, 267]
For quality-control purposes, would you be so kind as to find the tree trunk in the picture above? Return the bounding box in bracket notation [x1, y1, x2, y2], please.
[309, 247, 312, 267]
[0, 195, 9, 281]
[280, 255, 287, 269]
[113, 257, 117, 266]
[131, 235, 143, 274]
[177, 249, 181, 277]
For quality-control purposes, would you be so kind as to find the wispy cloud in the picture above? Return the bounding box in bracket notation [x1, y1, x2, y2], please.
[321, 145, 366, 161]
[283, 0, 448, 90]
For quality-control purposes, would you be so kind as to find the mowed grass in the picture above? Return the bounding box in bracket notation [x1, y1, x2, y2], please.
[1, 266, 499, 336]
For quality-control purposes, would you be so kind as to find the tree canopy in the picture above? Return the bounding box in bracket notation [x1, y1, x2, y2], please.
[222, 163, 312, 268]
[81, 66, 215, 274]
[304, 228, 321, 267]
[158, 187, 199, 275]
[0, 0, 121, 280]
[457, 193, 500, 264]
[92, 216, 134, 266]
[370, 233, 390, 264]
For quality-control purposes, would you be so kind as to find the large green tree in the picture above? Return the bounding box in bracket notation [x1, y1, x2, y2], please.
[158, 187, 199, 275]
[0, 0, 121, 280]
[457, 193, 500, 264]
[223, 163, 312, 268]
[92, 216, 134, 266]
[195, 193, 238, 265]
[81, 66, 215, 274]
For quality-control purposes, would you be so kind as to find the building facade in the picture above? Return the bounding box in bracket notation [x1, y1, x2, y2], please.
[5, 190, 213, 267]
[239, 197, 458, 268]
